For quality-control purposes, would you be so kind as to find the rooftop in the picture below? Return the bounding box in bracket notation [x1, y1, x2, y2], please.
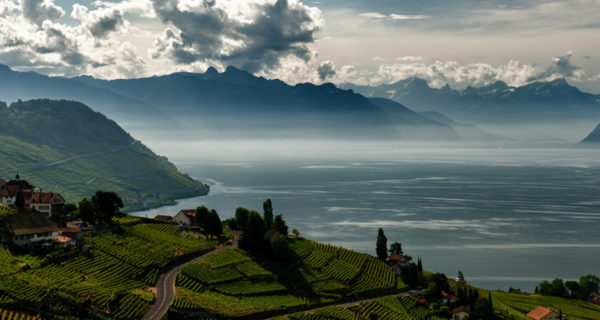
[3, 213, 60, 236]
[526, 306, 554, 320]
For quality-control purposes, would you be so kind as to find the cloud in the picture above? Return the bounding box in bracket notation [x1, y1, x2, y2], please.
[21, 0, 63, 25]
[72, 4, 125, 39]
[527, 52, 585, 82]
[317, 60, 335, 81]
[359, 11, 429, 20]
[149, 0, 322, 73]
[333, 52, 590, 89]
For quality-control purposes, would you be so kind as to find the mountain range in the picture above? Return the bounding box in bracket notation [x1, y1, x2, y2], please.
[0, 64, 459, 140]
[342, 78, 600, 124]
[0, 99, 208, 210]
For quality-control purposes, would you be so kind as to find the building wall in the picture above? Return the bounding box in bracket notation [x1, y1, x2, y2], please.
[12, 231, 59, 246]
[173, 212, 191, 225]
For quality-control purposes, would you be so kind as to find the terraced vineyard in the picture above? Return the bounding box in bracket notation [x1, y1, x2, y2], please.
[280, 296, 439, 320]
[170, 239, 404, 318]
[0, 220, 217, 320]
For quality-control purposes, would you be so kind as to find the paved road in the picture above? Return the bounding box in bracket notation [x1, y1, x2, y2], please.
[142, 232, 240, 320]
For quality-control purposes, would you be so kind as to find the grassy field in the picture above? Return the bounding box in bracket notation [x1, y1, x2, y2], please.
[480, 288, 600, 320]
[170, 238, 405, 318]
[0, 218, 217, 320]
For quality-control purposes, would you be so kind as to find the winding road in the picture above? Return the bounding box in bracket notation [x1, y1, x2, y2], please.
[142, 232, 240, 320]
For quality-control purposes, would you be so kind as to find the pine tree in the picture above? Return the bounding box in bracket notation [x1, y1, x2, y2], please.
[376, 228, 388, 261]
[263, 199, 273, 229]
[273, 214, 289, 236]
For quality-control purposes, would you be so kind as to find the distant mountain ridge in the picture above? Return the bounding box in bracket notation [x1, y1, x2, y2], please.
[0, 63, 462, 140]
[0, 99, 208, 210]
[69, 66, 460, 140]
[580, 124, 600, 144]
[342, 78, 600, 124]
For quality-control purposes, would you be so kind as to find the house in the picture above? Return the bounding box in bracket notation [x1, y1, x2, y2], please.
[1, 213, 60, 246]
[1, 175, 34, 208]
[452, 306, 472, 320]
[56, 235, 76, 247]
[589, 292, 600, 305]
[155, 215, 173, 222]
[526, 306, 560, 320]
[173, 209, 195, 226]
[388, 253, 409, 274]
[29, 192, 65, 218]
[60, 227, 83, 243]
[441, 290, 458, 304]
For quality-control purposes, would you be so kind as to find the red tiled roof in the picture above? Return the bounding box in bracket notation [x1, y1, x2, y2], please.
[60, 227, 81, 233]
[57, 235, 73, 243]
[155, 215, 173, 221]
[441, 291, 457, 300]
[527, 306, 554, 320]
[389, 254, 402, 261]
[178, 210, 195, 218]
[31, 192, 64, 204]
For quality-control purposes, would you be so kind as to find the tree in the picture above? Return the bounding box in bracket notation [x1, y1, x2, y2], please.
[565, 280, 581, 298]
[292, 229, 300, 237]
[239, 211, 267, 251]
[235, 207, 250, 230]
[538, 280, 552, 296]
[417, 258, 423, 273]
[91, 191, 123, 223]
[474, 298, 495, 320]
[195, 206, 210, 227]
[376, 228, 388, 261]
[204, 209, 223, 238]
[389, 242, 403, 255]
[263, 198, 273, 229]
[458, 270, 465, 282]
[273, 214, 289, 236]
[14, 190, 25, 208]
[270, 233, 290, 260]
[579, 274, 600, 297]
[76, 198, 95, 224]
[550, 278, 569, 297]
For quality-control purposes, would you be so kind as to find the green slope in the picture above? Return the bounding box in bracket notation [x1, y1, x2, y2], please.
[0, 99, 208, 210]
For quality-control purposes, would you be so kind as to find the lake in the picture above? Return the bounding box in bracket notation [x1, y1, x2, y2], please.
[130, 145, 600, 292]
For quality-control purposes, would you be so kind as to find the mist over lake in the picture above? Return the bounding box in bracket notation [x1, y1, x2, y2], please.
[131, 140, 600, 292]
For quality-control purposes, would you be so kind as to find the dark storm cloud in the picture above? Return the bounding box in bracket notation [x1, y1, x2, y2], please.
[317, 60, 335, 80]
[89, 9, 125, 38]
[150, 0, 320, 72]
[21, 0, 64, 25]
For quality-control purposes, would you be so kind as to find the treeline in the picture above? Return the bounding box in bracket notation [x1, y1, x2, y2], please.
[73, 191, 124, 224]
[535, 274, 599, 300]
[223, 198, 291, 259]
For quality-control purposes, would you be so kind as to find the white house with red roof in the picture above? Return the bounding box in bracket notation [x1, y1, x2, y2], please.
[173, 209, 195, 226]
[29, 192, 65, 218]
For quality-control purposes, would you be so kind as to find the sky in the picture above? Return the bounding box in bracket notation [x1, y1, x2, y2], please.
[0, 0, 599, 92]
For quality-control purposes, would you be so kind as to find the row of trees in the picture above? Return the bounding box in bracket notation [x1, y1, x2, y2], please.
[75, 191, 124, 224]
[535, 274, 599, 299]
[193, 206, 223, 238]
[228, 199, 291, 258]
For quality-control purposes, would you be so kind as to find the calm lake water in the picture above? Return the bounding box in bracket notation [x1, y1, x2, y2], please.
[131, 147, 600, 292]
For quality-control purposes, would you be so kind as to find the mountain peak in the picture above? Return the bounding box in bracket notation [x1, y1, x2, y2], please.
[549, 78, 569, 87]
[204, 66, 219, 75]
[581, 123, 600, 143]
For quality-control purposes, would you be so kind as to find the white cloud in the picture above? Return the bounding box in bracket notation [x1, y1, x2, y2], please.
[359, 11, 429, 20]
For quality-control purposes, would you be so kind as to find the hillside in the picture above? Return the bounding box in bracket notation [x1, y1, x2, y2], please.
[0, 99, 208, 210]
[343, 78, 600, 124]
[0, 64, 173, 130]
[580, 124, 600, 144]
